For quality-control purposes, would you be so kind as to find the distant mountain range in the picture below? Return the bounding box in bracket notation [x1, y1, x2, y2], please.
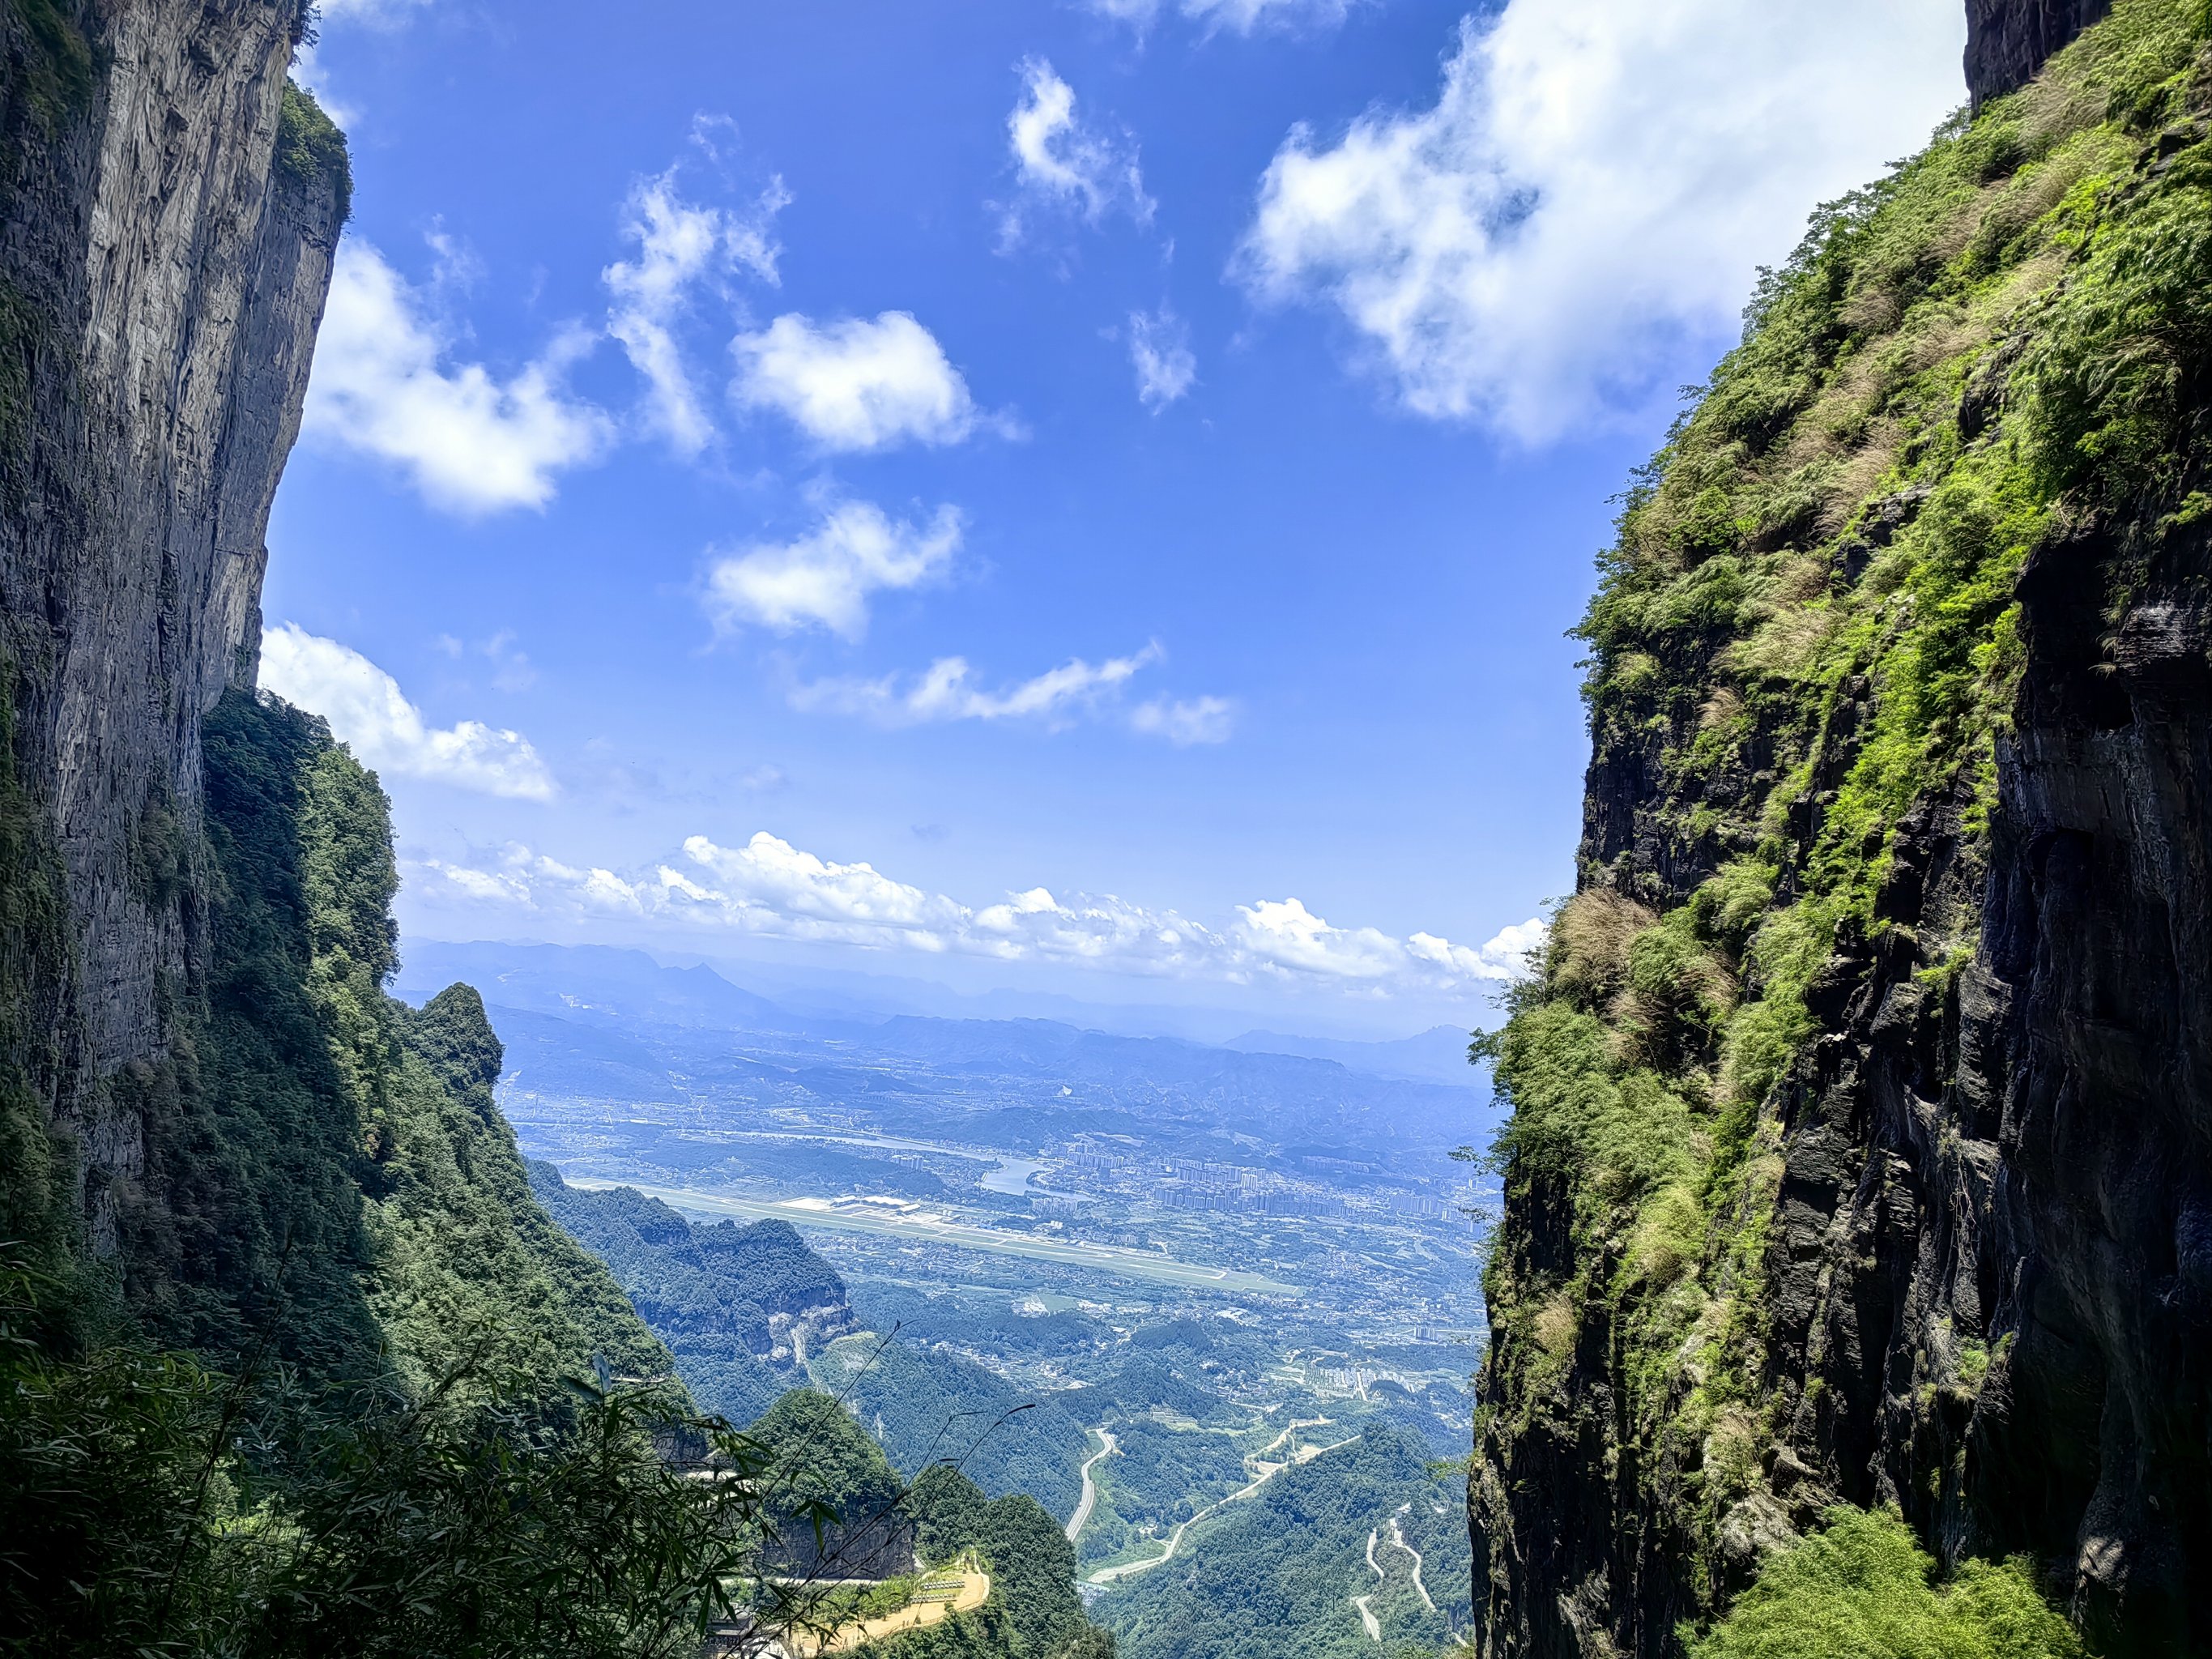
[1223, 1026, 1481, 1088]
[396, 936, 1487, 1058]
[394, 939, 1493, 1162]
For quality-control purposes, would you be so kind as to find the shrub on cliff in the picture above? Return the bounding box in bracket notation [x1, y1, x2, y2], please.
[1687, 1505, 2082, 1659]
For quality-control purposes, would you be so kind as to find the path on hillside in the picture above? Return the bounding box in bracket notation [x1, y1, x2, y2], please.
[1387, 1516, 1436, 1613]
[1251, 1417, 1333, 1465]
[1067, 1429, 1118, 1542]
[1353, 1593, 1382, 1641]
[788, 1569, 989, 1655]
[1085, 1433, 1359, 1585]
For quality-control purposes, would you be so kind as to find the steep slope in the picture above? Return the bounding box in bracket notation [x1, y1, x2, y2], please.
[812, 1329, 1092, 1524]
[0, 0, 343, 1268]
[0, 0, 665, 1391]
[737, 1390, 1114, 1659]
[1469, 4, 2212, 1656]
[124, 685, 673, 1389]
[0, 11, 767, 1649]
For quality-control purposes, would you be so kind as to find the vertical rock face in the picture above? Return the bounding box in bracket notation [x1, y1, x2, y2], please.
[1468, 4, 2212, 1656]
[1969, 520, 2212, 1646]
[0, 0, 341, 1249]
[1965, 0, 2113, 104]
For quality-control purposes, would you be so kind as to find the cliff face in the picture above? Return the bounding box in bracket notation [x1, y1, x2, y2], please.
[0, 0, 666, 1390]
[1469, 3, 2212, 1655]
[1, 0, 340, 1257]
[1967, 0, 2114, 104]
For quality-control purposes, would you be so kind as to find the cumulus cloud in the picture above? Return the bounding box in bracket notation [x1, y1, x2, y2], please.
[731, 313, 982, 451]
[999, 60, 1153, 246]
[791, 646, 1163, 728]
[702, 500, 962, 638]
[305, 240, 612, 513]
[407, 827, 1542, 997]
[1238, 0, 1966, 439]
[258, 624, 557, 800]
[604, 170, 790, 455]
[1128, 308, 1196, 409]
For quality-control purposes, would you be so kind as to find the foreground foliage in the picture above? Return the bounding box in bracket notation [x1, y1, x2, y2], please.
[0, 1253, 775, 1657]
[1689, 1508, 2082, 1659]
[0, 693, 790, 1655]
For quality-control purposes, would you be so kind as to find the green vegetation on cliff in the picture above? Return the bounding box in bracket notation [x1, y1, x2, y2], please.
[1474, 0, 2212, 1645]
[275, 82, 350, 223]
[0, 693, 803, 1655]
[0, 656, 83, 1324]
[122, 689, 669, 1393]
[814, 1329, 1091, 1525]
[895, 1463, 1099, 1659]
[531, 1164, 836, 1423]
[738, 1386, 1114, 1658]
[1690, 1508, 2081, 1659]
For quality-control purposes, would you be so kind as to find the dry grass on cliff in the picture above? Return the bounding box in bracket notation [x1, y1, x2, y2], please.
[1547, 889, 1656, 1009]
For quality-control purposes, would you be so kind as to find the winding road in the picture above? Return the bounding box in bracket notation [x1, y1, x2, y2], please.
[1066, 1430, 1118, 1542]
[1085, 1432, 1360, 1586]
[1352, 1593, 1382, 1641]
[1387, 1516, 1437, 1613]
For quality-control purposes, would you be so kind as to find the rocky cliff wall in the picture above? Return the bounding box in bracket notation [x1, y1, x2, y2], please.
[1468, 3, 2212, 1655]
[0, 0, 341, 1254]
[1966, 0, 2114, 104]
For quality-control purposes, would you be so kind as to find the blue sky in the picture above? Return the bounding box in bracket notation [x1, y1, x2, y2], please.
[265, 0, 1967, 1038]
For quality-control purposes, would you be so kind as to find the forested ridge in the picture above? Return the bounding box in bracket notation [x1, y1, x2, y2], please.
[0, 690, 782, 1653]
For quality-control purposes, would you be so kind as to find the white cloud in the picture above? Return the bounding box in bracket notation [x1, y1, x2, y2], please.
[1088, 0, 1353, 35]
[702, 500, 962, 638]
[792, 646, 1163, 727]
[1408, 915, 1548, 981]
[999, 60, 1153, 246]
[605, 171, 791, 455]
[1128, 308, 1197, 410]
[314, 0, 433, 20]
[1238, 0, 1965, 439]
[731, 313, 981, 451]
[305, 240, 612, 513]
[258, 624, 557, 801]
[1131, 694, 1235, 745]
[407, 826, 1537, 997]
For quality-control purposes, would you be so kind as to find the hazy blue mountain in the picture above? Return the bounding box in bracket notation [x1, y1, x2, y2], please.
[396, 940, 792, 1033]
[1225, 1025, 1481, 1087]
[426, 939, 1491, 1158]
